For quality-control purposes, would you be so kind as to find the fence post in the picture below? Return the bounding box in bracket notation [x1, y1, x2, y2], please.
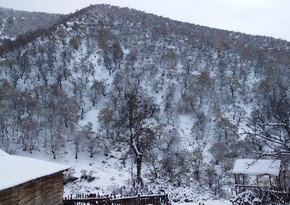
[138, 194, 140, 205]
[106, 194, 110, 205]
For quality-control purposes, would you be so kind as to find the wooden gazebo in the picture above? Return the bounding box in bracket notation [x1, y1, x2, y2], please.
[232, 158, 289, 203]
[233, 159, 285, 194]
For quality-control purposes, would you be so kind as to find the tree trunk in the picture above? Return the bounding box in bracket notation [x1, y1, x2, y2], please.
[136, 154, 143, 188]
[131, 136, 144, 192]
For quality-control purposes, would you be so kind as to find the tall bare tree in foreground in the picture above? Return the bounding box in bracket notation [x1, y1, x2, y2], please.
[111, 86, 159, 192]
[247, 79, 290, 157]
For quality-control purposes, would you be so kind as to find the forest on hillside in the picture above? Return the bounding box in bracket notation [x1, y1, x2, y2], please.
[0, 5, 290, 197]
[0, 7, 64, 42]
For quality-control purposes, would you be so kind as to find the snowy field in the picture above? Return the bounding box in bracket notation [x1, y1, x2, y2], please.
[15, 148, 232, 204]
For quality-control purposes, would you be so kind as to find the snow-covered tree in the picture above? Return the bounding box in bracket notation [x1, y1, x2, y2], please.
[111, 86, 159, 192]
[247, 79, 290, 157]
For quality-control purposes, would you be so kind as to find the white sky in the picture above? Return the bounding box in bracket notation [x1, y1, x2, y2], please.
[0, 0, 289, 41]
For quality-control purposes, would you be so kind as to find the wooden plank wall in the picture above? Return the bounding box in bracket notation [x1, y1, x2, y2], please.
[0, 172, 64, 205]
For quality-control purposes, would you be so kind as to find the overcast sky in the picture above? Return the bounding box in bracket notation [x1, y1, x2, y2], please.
[0, 0, 289, 41]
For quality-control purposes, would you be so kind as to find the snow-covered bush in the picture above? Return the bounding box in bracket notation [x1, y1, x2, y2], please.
[63, 168, 78, 184]
[80, 169, 95, 182]
[230, 190, 261, 205]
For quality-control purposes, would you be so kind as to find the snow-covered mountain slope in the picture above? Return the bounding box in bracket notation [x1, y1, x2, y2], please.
[0, 4, 290, 201]
[0, 7, 64, 41]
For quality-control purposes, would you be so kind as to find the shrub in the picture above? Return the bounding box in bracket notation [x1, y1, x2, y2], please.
[230, 190, 261, 205]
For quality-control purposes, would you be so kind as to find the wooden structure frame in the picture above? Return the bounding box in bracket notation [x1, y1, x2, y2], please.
[232, 158, 290, 204]
[232, 159, 285, 195]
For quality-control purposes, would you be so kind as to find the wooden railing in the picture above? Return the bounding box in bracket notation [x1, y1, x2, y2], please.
[63, 193, 169, 205]
[233, 185, 290, 204]
[266, 189, 289, 205]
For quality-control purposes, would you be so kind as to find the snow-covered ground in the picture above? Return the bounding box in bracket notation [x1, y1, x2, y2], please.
[174, 200, 231, 205]
[15, 147, 232, 203]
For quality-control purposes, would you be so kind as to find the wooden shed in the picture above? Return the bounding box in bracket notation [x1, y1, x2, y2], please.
[0, 150, 69, 205]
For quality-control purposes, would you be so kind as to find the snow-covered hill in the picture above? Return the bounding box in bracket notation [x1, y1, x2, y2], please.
[0, 7, 64, 42]
[0, 4, 290, 202]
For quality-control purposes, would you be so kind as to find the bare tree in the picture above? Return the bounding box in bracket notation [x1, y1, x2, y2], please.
[19, 116, 39, 152]
[98, 107, 113, 139]
[247, 79, 290, 157]
[89, 79, 106, 106]
[112, 87, 159, 192]
[72, 129, 83, 160]
[79, 122, 97, 158]
[190, 111, 207, 141]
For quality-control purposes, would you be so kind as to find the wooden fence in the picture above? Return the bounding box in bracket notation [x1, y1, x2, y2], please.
[63, 194, 170, 205]
[266, 190, 289, 205]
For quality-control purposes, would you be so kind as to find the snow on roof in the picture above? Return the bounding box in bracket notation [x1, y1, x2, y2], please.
[233, 159, 281, 176]
[0, 150, 69, 191]
[0, 149, 9, 156]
